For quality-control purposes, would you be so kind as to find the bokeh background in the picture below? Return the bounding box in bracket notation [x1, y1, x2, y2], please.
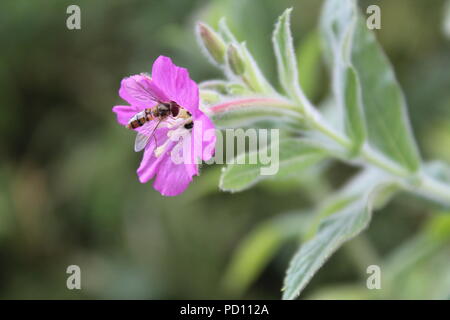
[1, 0, 450, 299]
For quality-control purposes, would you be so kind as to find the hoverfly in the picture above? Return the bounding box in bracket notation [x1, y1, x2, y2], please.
[124, 75, 191, 152]
[127, 101, 180, 130]
[128, 102, 192, 152]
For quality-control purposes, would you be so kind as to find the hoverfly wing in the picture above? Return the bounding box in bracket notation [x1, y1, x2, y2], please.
[134, 132, 151, 152]
[133, 117, 164, 152]
[134, 119, 160, 152]
[124, 75, 161, 106]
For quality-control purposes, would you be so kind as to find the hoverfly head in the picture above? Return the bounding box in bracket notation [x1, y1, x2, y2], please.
[156, 103, 170, 117]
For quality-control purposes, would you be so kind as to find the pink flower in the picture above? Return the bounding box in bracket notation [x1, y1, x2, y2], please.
[113, 56, 216, 196]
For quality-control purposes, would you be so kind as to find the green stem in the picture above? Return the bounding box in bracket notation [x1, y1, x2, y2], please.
[292, 98, 450, 205]
[209, 96, 450, 206]
[413, 172, 450, 206]
[361, 145, 410, 177]
[209, 97, 302, 116]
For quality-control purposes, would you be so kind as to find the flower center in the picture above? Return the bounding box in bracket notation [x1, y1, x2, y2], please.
[153, 117, 193, 158]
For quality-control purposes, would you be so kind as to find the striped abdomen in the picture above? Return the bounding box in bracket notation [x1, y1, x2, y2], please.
[127, 108, 154, 129]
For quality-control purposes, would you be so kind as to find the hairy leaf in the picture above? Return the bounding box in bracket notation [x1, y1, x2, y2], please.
[320, 1, 366, 154]
[220, 138, 327, 192]
[343, 65, 366, 153]
[283, 196, 372, 300]
[352, 14, 420, 171]
[273, 8, 303, 102]
[321, 0, 420, 171]
[282, 168, 393, 299]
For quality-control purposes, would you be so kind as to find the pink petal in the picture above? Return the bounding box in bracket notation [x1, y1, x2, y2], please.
[137, 148, 165, 183]
[176, 113, 216, 169]
[174, 134, 199, 178]
[136, 127, 171, 183]
[151, 56, 199, 116]
[119, 74, 167, 109]
[152, 154, 194, 196]
[193, 113, 216, 162]
[112, 105, 138, 126]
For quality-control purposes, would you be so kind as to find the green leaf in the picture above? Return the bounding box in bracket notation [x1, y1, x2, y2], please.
[304, 167, 391, 240]
[272, 8, 303, 102]
[320, 0, 356, 61]
[321, 0, 421, 171]
[343, 65, 366, 153]
[303, 195, 357, 241]
[282, 168, 393, 299]
[352, 6, 421, 171]
[219, 138, 327, 192]
[282, 196, 371, 300]
[222, 212, 312, 296]
[320, 2, 366, 154]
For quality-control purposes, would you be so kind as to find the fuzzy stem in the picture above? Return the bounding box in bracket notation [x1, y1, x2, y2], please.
[209, 97, 302, 117]
[412, 172, 450, 206]
[209, 96, 450, 206]
[305, 105, 450, 204]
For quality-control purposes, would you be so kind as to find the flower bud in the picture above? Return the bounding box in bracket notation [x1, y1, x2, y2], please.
[226, 43, 246, 76]
[197, 23, 226, 65]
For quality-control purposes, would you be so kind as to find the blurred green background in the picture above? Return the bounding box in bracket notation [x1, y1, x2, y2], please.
[0, 0, 449, 299]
